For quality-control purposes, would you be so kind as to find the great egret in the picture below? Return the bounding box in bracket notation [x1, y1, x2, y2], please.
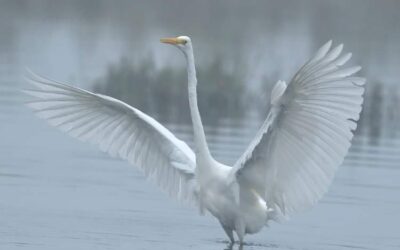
[25, 36, 365, 245]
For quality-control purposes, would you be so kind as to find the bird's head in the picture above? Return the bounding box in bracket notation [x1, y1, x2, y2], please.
[160, 35, 192, 55]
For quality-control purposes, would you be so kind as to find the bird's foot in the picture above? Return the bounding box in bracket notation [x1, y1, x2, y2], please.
[224, 241, 234, 250]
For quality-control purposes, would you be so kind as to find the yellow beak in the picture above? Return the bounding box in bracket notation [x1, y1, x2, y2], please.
[160, 37, 186, 45]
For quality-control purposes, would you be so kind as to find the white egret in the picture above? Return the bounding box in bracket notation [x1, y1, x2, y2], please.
[25, 36, 365, 245]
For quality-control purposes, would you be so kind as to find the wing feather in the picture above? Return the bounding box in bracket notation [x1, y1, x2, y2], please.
[25, 71, 197, 204]
[230, 41, 365, 217]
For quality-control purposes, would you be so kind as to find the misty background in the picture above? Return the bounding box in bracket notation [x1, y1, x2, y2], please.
[1, 1, 400, 250]
[1, 0, 400, 140]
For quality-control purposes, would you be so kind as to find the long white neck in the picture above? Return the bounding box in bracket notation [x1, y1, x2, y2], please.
[184, 46, 212, 161]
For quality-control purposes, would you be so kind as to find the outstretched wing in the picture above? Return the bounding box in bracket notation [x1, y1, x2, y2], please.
[230, 41, 365, 217]
[25, 71, 197, 203]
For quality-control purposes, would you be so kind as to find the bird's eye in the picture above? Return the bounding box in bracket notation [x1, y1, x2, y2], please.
[182, 40, 187, 45]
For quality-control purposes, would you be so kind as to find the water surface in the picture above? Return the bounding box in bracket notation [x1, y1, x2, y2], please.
[1, 99, 399, 250]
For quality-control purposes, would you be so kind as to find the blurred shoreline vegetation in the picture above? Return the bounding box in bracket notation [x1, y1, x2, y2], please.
[357, 80, 400, 144]
[93, 57, 249, 125]
[92, 57, 400, 144]
[0, 0, 399, 144]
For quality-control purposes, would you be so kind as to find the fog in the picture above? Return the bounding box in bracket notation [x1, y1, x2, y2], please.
[1, 1, 400, 249]
[1, 0, 400, 139]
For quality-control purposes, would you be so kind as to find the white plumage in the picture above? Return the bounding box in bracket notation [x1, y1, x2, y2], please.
[25, 37, 365, 245]
[25, 72, 197, 203]
[230, 40, 365, 217]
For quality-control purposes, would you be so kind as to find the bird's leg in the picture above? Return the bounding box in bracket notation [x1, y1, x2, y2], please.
[220, 222, 234, 244]
[235, 218, 245, 245]
[237, 233, 244, 246]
